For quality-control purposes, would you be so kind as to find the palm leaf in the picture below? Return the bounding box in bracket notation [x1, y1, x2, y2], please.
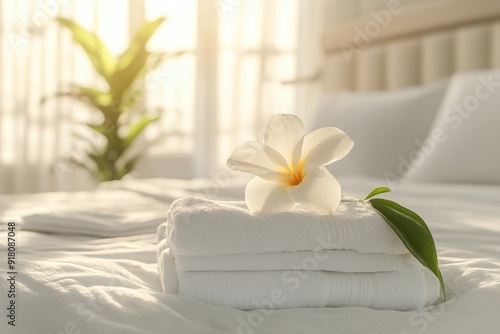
[118, 154, 142, 179]
[109, 18, 166, 98]
[56, 18, 116, 83]
[122, 115, 160, 150]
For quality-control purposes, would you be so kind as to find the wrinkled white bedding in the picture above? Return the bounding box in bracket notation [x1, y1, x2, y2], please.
[0, 177, 499, 333]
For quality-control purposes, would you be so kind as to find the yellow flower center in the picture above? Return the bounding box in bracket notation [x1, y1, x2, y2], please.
[281, 161, 305, 186]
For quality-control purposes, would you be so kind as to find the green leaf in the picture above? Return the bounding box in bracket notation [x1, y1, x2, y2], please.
[112, 50, 185, 102]
[122, 115, 160, 149]
[362, 186, 392, 201]
[42, 86, 111, 108]
[71, 85, 113, 107]
[84, 122, 117, 137]
[109, 18, 167, 98]
[369, 198, 446, 300]
[87, 152, 106, 168]
[56, 18, 116, 84]
[118, 155, 142, 179]
[44, 85, 116, 122]
[116, 18, 166, 72]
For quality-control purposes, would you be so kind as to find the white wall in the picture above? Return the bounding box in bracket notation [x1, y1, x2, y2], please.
[323, 0, 461, 23]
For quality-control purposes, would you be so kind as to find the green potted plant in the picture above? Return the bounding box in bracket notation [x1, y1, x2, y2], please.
[45, 17, 179, 183]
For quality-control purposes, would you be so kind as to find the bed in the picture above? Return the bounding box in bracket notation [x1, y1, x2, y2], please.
[2, 0, 500, 333]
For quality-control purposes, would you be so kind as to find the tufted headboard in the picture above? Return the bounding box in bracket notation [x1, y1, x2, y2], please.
[322, 0, 500, 91]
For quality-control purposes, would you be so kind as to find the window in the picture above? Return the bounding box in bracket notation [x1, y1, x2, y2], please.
[0, 0, 322, 193]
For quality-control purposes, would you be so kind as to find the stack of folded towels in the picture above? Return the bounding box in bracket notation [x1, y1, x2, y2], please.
[156, 197, 440, 311]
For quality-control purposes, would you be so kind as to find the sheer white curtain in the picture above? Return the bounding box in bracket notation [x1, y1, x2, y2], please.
[0, 0, 324, 194]
[197, 0, 325, 177]
[0, 0, 143, 193]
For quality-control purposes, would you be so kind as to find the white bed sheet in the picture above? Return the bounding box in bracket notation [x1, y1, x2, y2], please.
[0, 177, 499, 333]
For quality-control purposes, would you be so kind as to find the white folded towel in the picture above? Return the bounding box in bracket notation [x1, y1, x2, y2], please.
[157, 241, 415, 273]
[22, 211, 165, 237]
[174, 251, 415, 272]
[158, 249, 440, 311]
[160, 197, 408, 256]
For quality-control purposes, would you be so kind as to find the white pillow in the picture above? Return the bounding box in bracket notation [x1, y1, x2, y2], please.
[405, 69, 500, 184]
[309, 79, 448, 180]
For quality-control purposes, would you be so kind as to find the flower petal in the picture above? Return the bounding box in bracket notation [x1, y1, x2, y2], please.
[264, 145, 289, 170]
[301, 127, 354, 169]
[227, 141, 284, 181]
[287, 167, 341, 214]
[264, 114, 305, 166]
[245, 177, 296, 214]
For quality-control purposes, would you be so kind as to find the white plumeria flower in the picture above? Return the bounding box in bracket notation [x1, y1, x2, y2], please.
[227, 114, 354, 215]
